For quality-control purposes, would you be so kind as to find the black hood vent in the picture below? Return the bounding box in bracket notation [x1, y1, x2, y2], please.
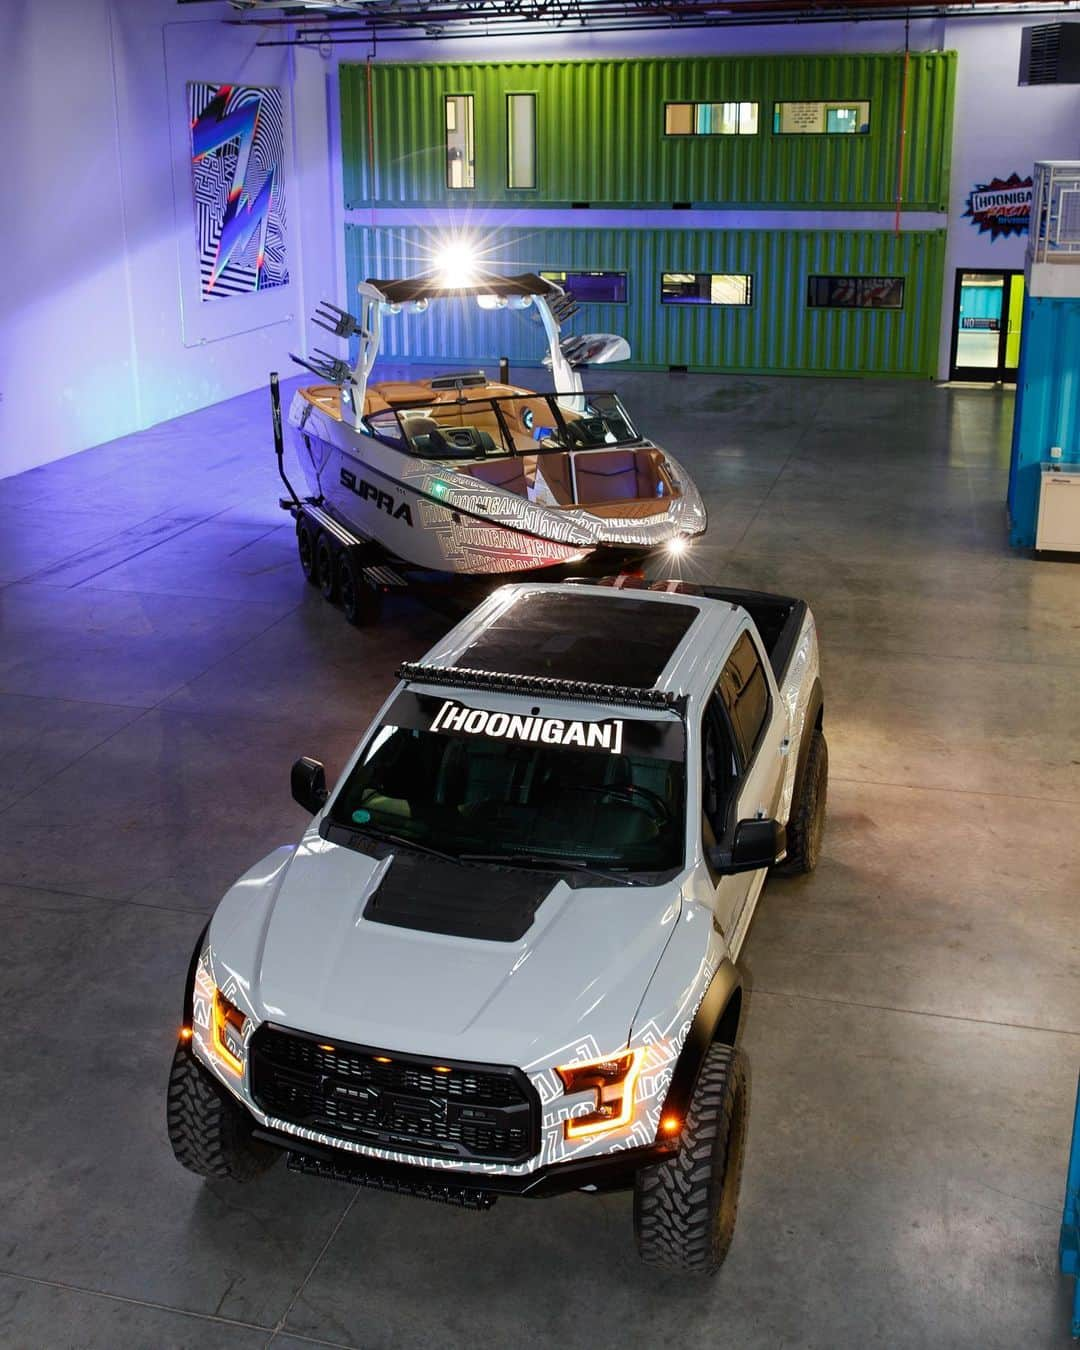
[363, 850, 553, 942]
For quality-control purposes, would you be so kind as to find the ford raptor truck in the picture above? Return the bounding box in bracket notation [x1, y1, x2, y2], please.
[166, 577, 826, 1273]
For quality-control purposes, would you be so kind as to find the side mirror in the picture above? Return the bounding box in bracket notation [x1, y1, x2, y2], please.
[708, 818, 786, 876]
[291, 757, 329, 814]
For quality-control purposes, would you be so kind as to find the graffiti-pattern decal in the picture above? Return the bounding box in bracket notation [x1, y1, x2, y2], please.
[191, 938, 719, 1176]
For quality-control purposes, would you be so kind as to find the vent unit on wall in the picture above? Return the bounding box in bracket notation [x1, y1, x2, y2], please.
[1019, 24, 1080, 85]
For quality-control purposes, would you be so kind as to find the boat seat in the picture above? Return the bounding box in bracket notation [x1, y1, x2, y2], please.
[574, 448, 661, 504]
[530, 452, 575, 506]
[370, 380, 436, 406]
[429, 404, 506, 440]
[467, 457, 529, 496]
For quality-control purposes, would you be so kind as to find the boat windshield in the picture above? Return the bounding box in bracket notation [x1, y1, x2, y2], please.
[366, 390, 641, 460]
[326, 693, 686, 876]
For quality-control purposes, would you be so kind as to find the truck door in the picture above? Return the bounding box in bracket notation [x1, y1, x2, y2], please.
[701, 628, 787, 938]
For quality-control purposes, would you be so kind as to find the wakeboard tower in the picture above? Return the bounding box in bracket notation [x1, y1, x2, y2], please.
[271, 269, 707, 625]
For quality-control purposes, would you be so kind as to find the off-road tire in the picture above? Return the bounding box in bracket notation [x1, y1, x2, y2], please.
[634, 1043, 749, 1274]
[781, 728, 828, 874]
[297, 521, 318, 585]
[166, 1042, 277, 1182]
[315, 533, 337, 602]
[338, 552, 382, 628]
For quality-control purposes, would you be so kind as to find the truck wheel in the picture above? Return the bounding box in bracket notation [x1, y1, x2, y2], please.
[633, 1043, 749, 1274]
[166, 1042, 277, 1182]
[297, 521, 318, 585]
[315, 533, 336, 602]
[782, 729, 828, 874]
[338, 552, 382, 628]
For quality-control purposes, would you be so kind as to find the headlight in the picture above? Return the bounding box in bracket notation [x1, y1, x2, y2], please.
[556, 1048, 644, 1139]
[211, 987, 247, 1076]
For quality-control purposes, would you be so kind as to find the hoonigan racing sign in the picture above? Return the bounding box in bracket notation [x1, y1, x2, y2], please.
[963, 172, 1033, 240]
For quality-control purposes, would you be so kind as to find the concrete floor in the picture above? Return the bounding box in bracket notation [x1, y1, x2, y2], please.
[0, 369, 1077, 1350]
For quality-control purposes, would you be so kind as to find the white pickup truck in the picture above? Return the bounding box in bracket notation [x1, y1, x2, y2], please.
[167, 577, 825, 1274]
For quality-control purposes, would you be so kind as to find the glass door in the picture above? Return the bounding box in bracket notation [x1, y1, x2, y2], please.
[950, 269, 1025, 382]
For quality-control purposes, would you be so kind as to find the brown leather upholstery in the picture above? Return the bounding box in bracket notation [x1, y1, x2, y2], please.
[467, 457, 528, 496]
[531, 453, 574, 505]
[574, 449, 662, 504]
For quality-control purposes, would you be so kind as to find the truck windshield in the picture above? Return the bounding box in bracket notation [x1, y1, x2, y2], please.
[328, 709, 685, 875]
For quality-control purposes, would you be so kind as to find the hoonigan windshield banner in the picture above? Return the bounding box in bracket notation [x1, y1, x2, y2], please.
[384, 691, 685, 761]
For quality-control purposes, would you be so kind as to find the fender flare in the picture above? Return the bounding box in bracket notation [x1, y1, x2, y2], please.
[788, 676, 824, 817]
[181, 921, 211, 1026]
[658, 958, 743, 1122]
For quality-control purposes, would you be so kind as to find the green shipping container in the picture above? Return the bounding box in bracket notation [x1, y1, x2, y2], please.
[341, 53, 955, 210]
[346, 225, 946, 379]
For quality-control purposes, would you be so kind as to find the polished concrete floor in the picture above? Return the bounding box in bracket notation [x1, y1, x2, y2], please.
[0, 369, 1077, 1350]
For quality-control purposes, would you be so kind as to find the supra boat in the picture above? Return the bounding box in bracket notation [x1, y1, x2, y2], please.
[280, 270, 706, 588]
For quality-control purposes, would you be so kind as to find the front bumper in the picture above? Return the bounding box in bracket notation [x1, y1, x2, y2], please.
[255, 1119, 678, 1202]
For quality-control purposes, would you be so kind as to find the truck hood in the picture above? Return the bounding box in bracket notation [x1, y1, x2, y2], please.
[218, 834, 682, 1069]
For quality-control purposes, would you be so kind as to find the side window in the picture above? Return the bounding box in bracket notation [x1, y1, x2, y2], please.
[701, 696, 737, 840]
[719, 632, 770, 765]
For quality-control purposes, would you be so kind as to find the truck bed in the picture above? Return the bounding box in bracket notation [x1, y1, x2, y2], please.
[695, 586, 809, 684]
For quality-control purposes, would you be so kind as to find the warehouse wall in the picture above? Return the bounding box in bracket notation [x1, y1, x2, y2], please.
[0, 0, 338, 478]
[935, 17, 1080, 379]
[347, 225, 945, 378]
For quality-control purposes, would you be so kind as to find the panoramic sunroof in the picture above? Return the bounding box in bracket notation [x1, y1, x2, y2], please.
[456, 591, 699, 689]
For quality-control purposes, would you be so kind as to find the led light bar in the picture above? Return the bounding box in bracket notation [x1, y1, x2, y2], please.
[396, 662, 684, 710]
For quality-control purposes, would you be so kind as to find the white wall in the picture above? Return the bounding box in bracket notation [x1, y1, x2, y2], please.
[936, 18, 1080, 377]
[0, 0, 338, 478]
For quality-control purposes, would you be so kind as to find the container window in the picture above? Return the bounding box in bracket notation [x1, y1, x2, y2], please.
[665, 101, 759, 136]
[661, 273, 753, 306]
[806, 275, 904, 309]
[772, 101, 870, 134]
[445, 95, 475, 189]
[507, 93, 536, 189]
[540, 270, 628, 304]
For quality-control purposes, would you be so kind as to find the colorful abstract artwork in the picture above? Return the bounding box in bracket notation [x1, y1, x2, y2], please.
[188, 82, 289, 301]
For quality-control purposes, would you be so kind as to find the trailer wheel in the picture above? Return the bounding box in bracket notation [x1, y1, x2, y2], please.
[166, 1042, 278, 1182]
[315, 533, 336, 602]
[338, 552, 382, 628]
[633, 1043, 749, 1274]
[296, 521, 318, 585]
[781, 729, 828, 875]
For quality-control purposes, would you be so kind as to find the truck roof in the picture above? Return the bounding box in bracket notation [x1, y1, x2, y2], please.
[399, 582, 756, 708]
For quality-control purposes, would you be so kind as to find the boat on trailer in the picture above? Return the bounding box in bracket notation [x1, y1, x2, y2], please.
[275, 270, 707, 623]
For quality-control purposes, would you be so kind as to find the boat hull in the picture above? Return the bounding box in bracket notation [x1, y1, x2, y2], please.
[288, 393, 704, 577]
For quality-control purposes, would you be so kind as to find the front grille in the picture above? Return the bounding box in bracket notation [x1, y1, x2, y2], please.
[250, 1024, 538, 1165]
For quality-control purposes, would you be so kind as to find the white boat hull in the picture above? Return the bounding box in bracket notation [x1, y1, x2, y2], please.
[288, 392, 706, 577]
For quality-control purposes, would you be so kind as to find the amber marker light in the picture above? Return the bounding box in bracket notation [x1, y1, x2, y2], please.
[556, 1048, 645, 1140]
[373, 1056, 392, 1064]
[432, 1065, 452, 1075]
[211, 988, 246, 1076]
[660, 1113, 682, 1136]
[318, 1044, 336, 1053]
[179, 1026, 193, 1042]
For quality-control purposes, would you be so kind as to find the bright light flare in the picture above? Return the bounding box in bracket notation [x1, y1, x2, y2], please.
[434, 239, 480, 289]
[666, 536, 690, 558]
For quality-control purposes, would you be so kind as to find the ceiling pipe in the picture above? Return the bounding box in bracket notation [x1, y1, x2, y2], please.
[226, 2, 1080, 44]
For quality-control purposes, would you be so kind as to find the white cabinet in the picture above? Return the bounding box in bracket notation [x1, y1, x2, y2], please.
[1036, 465, 1080, 552]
